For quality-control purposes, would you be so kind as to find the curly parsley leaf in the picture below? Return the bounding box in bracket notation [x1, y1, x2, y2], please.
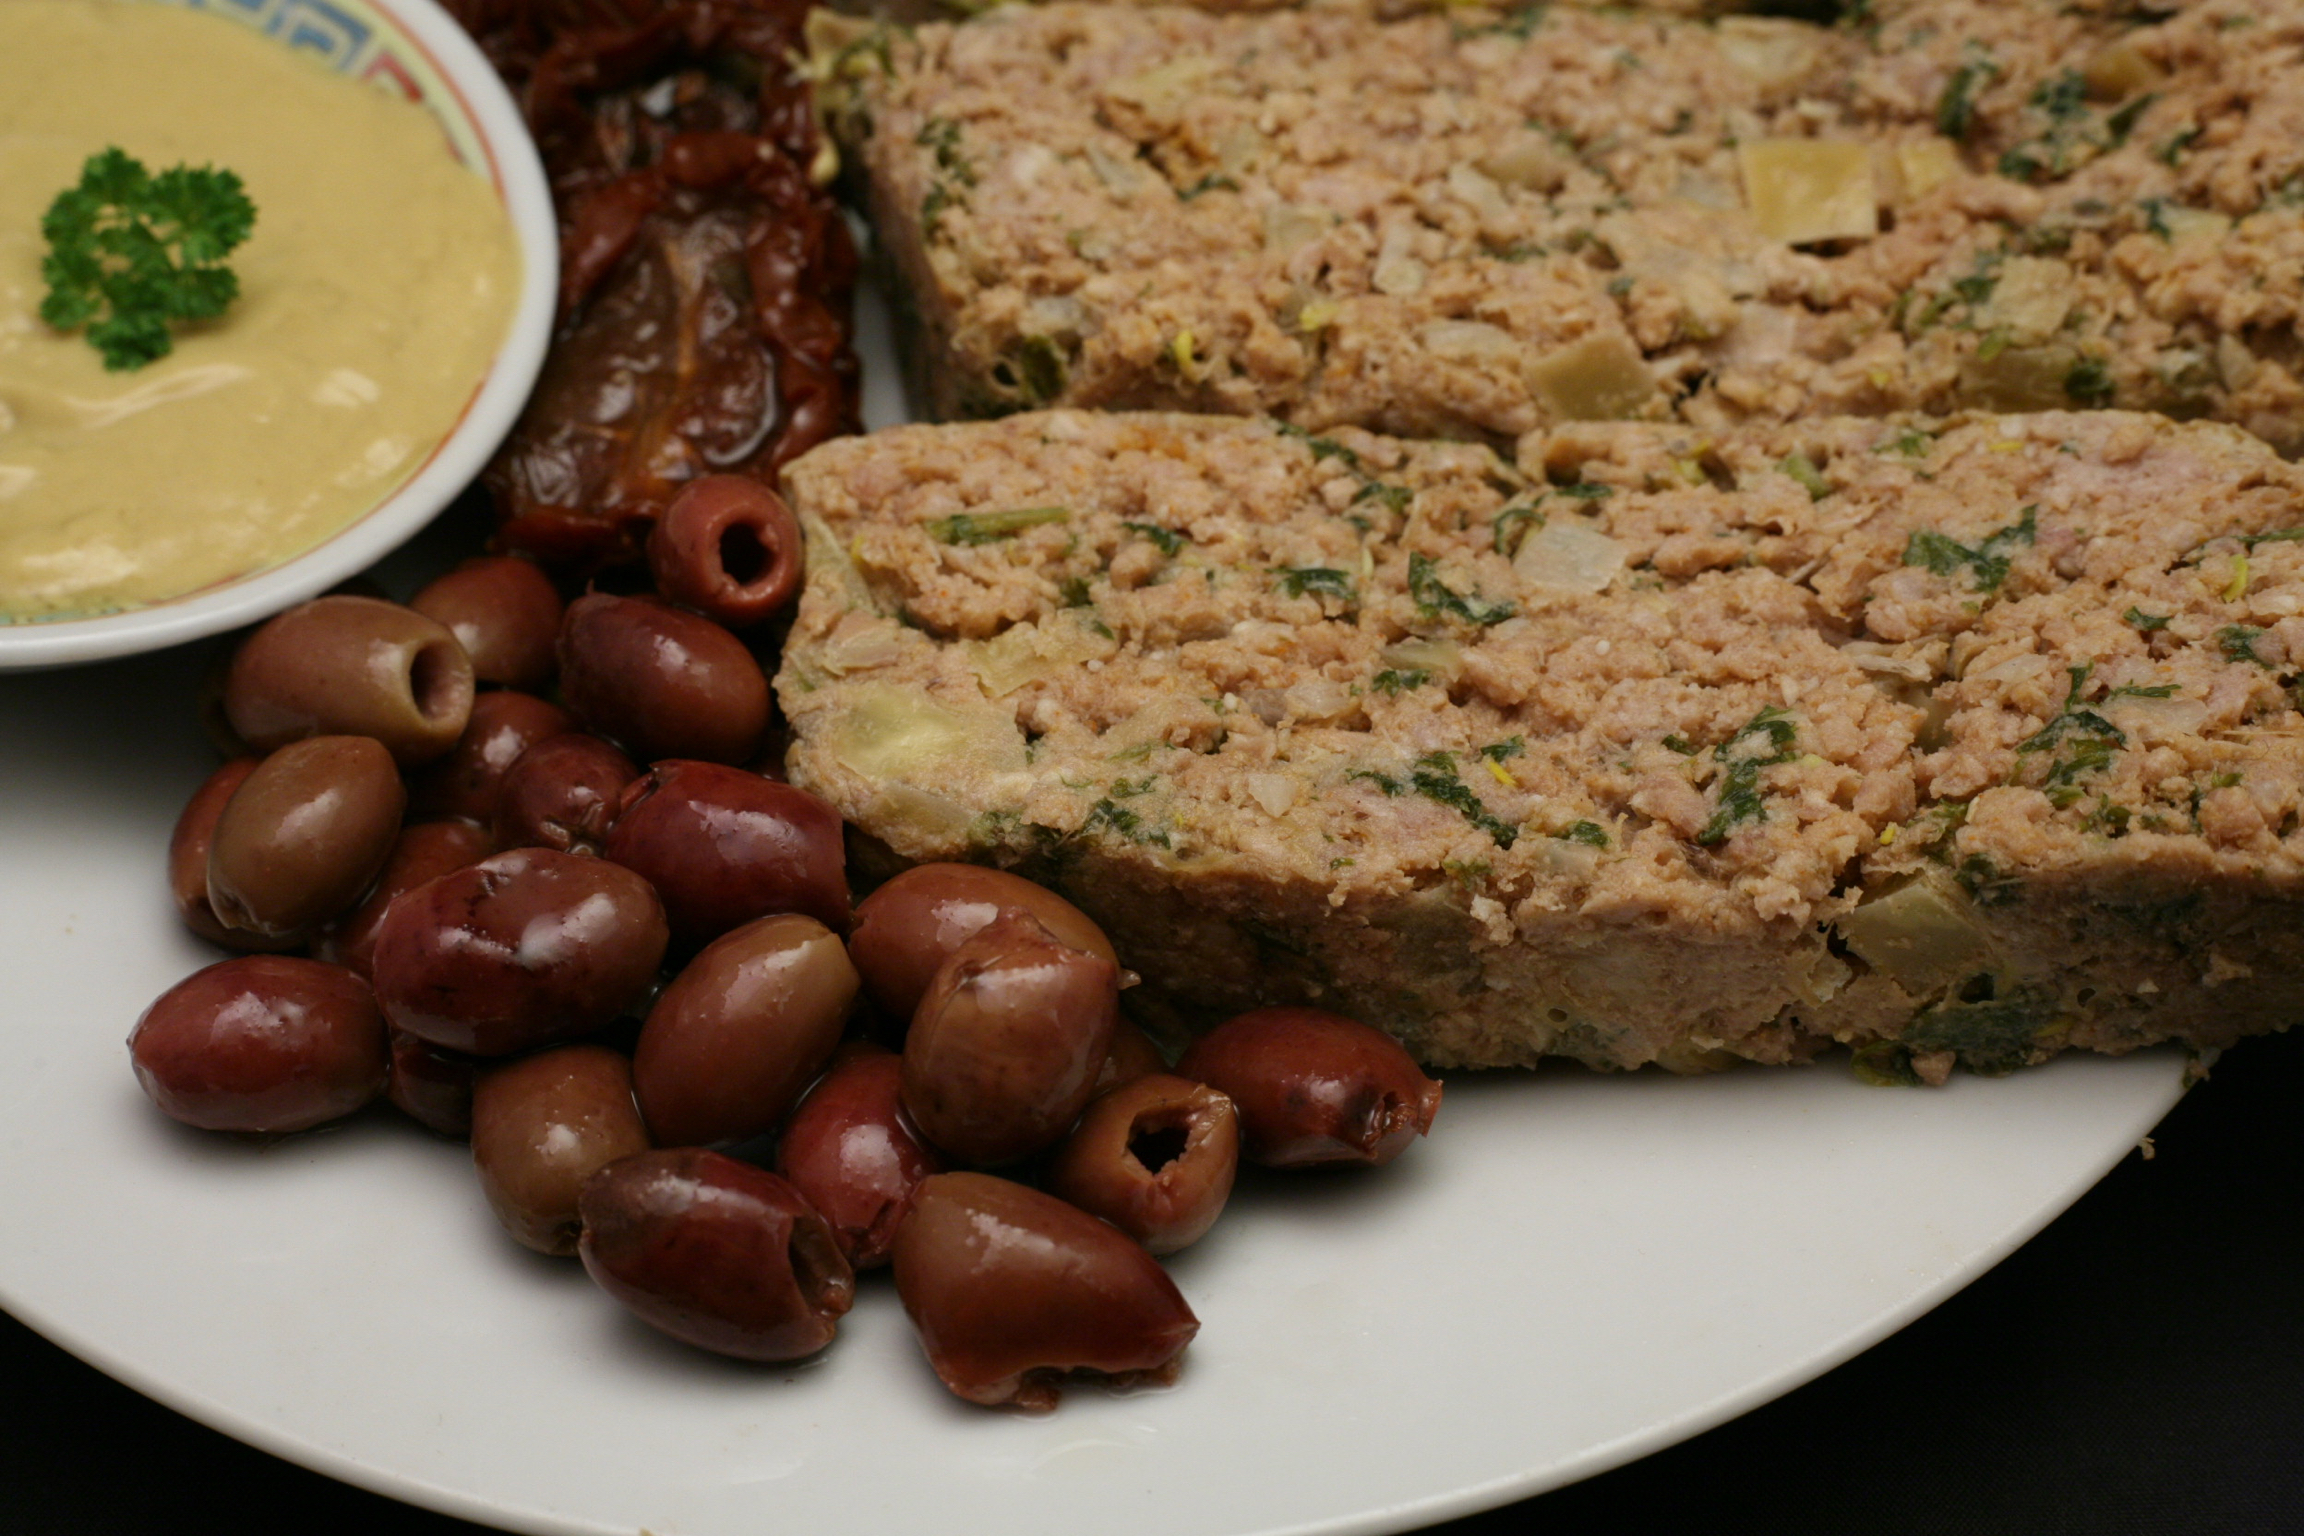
[40, 147, 256, 371]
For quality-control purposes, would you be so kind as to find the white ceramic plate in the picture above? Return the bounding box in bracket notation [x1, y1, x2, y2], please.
[0, 279, 2186, 1535]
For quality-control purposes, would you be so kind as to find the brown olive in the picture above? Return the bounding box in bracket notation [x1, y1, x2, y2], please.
[901, 912, 1118, 1167]
[774, 1044, 945, 1269]
[892, 1172, 1197, 1410]
[410, 690, 578, 824]
[645, 476, 806, 629]
[1094, 1018, 1168, 1096]
[371, 848, 670, 1057]
[493, 732, 640, 854]
[632, 914, 857, 1148]
[849, 864, 1117, 1027]
[1046, 1075, 1238, 1255]
[387, 1026, 483, 1139]
[168, 757, 295, 951]
[579, 1149, 854, 1361]
[471, 1045, 650, 1255]
[557, 592, 768, 764]
[316, 819, 494, 980]
[1175, 1007, 1442, 1168]
[409, 556, 563, 691]
[601, 760, 849, 947]
[206, 736, 405, 942]
[224, 595, 475, 767]
[129, 956, 387, 1133]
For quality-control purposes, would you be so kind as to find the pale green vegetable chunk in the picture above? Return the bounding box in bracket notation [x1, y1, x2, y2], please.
[1835, 874, 1999, 997]
[1738, 139, 1879, 245]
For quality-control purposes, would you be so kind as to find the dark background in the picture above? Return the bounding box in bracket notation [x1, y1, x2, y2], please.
[6, 1029, 2298, 1536]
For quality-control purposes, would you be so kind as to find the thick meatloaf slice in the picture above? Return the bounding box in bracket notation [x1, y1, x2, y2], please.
[834, 0, 2304, 450]
[775, 409, 2304, 1078]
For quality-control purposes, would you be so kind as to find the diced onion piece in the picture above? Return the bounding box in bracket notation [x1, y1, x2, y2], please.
[1835, 875, 1998, 997]
[1477, 133, 1569, 192]
[861, 781, 977, 850]
[1979, 256, 2074, 343]
[1420, 319, 1519, 364]
[1841, 641, 1934, 683]
[800, 509, 876, 612]
[1513, 517, 1626, 594]
[2083, 40, 2166, 100]
[816, 613, 908, 676]
[964, 613, 1121, 697]
[1737, 139, 1878, 246]
[826, 682, 1028, 781]
[1524, 332, 1656, 421]
[1715, 16, 1825, 92]
[1380, 637, 1463, 676]
[1446, 163, 1511, 227]
[1244, 773, 1297, 817]
[1104, 56, 1217, 118]
[2161, 206, 2231, 246]
[2104, 692, 2208, 741]
[1264, 203, 1333, 256]
[1892, 138, 1965, 201]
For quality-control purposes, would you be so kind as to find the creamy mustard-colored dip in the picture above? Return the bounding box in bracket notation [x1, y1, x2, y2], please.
[0, 0, 521, 620]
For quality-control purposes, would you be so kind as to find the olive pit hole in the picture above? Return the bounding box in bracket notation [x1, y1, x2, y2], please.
[1127, 1119, 1190, 1174]
[718, 521, 775, 588]
[409, 641, 463, 724]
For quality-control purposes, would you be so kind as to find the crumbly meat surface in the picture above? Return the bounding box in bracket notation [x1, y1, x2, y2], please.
[836, 0, 2304, 451]
[775, 409, 2304, 1077]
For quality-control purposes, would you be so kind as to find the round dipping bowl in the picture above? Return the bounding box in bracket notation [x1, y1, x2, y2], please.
[0, 0, 555, 671]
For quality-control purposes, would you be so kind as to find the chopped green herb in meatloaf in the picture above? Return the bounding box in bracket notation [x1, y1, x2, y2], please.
[830, 0, 2304, 451]
[776, 409, 2304, 1079]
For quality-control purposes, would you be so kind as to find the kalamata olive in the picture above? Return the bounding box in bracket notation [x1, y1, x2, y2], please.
[580, 1149, 854, 1360]
[1093, 1018, 1167, 1095]
[169, 757, 294, 951]
[471, 1045, 650, 1255]
[901, 912, 1119, 1166]
[409, 556, 563, 691]
[632, 914, 856, 1148]
[315, 819, 494, 979]
[557, 592, 768, 764]
[494, 732, 640, 854]
[371, 848, 669, 1056]
[387, 1026, 483, 1139]
[645, 476, 806, 629]
[849, 864, 1118, 1027]
[1175, 1007, 1442, 1168]
[410, 690, 578, 823]
[775, 1044, 944, 1269]
[206, 736, 405, 942]
[129, 956, 387, 1133]
[892, 1172, 1197, 1410]
[1046, 1075, 1238, 1255]
[224, 595, 475, 767]
[601, 760, 849, 946]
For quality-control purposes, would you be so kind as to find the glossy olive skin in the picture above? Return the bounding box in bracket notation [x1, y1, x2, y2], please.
[645, 476, 806, 629]
[316, 819, 494, 980]
[580, 1149, 855, 1361]
[410, 690, 578, 824]
[892, 1173, 1198, 1410]
[409, 556, 564, 691]
[1175, 1007, 1442, 1168]
[775, 1044, 945, 1269]
[386, 1026, 483, 1139]
[1093, 1018, 1168, 1096]
[848, 864, 1118, 1027]
[225, 595, 475, 767]
[471, 1045, 651, 1255]
[169, 757, 293, 950]
[207, 736, 406, 942]
[371, 849, 670, 1057]
[129, 957, 387, 1133]
[1047, 1075, 1239, 1255]
[901, 913, 1119, 1167]
[556, 593, 769, 764]
[493, 732, 640, 854]
[601, 761, 849, 946]
[633, 914, 857, 1148]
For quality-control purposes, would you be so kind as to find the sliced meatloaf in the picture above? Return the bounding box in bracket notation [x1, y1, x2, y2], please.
[831, 0, 2304, 451]
[775, 409, 2304, 1077]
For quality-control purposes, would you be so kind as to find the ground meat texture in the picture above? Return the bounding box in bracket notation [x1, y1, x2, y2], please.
[827, 0, 2304, 451]
[773, 409, 2304, 1077]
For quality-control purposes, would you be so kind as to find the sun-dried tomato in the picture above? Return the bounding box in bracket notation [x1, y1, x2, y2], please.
[447, 0, 860, 575]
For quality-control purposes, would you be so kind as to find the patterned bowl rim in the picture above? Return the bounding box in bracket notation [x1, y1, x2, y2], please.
[0, 0, 558, 670]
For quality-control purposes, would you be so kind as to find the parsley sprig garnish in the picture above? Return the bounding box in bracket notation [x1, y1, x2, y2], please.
[40, 147, 256, 372]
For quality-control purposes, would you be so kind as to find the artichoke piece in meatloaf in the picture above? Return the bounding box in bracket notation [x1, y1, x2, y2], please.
[775, 410, 2304, 1078]
[833, 0, 2304, 451]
